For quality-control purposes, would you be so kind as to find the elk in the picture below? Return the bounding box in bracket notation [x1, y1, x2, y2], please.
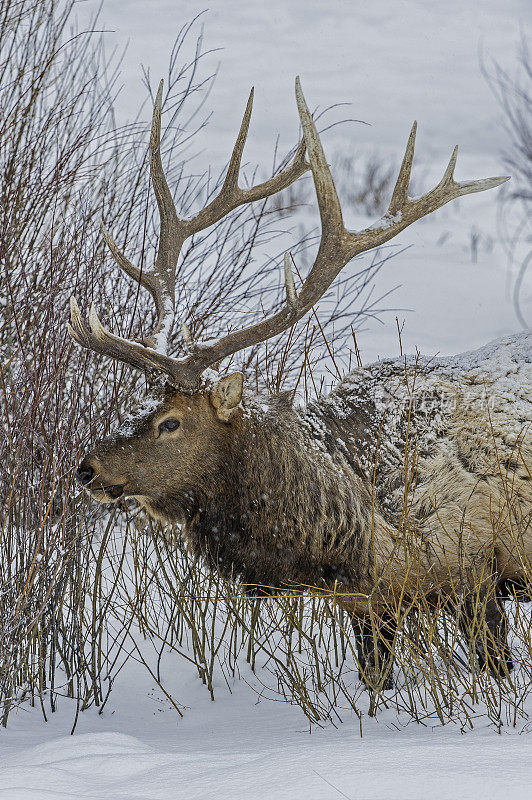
[69, 78, 532, 690]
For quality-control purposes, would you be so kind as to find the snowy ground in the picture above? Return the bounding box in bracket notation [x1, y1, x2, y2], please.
[1, 716, 531, 800]
[2, 658, 532, 800]
[2, 1, 531, 798]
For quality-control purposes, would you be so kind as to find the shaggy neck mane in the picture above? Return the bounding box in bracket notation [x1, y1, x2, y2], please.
[184, 394, 380, 594]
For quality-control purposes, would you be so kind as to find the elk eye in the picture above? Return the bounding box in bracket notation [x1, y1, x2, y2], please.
[158, 418, 180, 434]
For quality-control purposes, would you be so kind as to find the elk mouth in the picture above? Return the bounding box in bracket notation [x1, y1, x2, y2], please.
[91, 484, 125, 501]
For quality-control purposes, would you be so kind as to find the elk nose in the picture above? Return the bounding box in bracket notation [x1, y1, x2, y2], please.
[76, 464, 94, 486]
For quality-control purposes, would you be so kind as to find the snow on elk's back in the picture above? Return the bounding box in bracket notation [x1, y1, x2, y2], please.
[306, 333, 532, 522]
[429, 332, 531, 411]
[343, 331, 531, 435]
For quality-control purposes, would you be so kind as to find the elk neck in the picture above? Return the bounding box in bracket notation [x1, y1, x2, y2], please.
[184, 390, 385, 595]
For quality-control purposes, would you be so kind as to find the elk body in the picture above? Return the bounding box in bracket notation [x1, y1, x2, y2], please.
[70, 79, 531, 689]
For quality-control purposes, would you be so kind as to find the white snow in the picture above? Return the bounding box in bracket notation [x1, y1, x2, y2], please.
[369, 210, 402, 230]
[4, 1, 531, 797]
[2, 667, 532, 800]
[116, 394, 164, 436]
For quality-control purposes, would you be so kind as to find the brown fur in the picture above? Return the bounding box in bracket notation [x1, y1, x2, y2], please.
[76, 334, 531, 686]
[79, 334, 532, 625]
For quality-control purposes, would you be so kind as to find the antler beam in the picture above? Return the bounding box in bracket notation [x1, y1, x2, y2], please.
[69, 77, 509, 390]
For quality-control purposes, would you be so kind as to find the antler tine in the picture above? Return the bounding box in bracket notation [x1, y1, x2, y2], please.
[185, 90, 310, 237]
[222, 87, 254, 192]
[99, 219, 170, 349]
[283, 252, 297, 306]
[181, 323, 193, 346]
[150, 79, 184, 304]
[388, 121, 417, 214]
[434, 144, 509, 197]
[100, 220, 159, 302]
[440, 144, 458, 186]
[294, 75, 343, 234]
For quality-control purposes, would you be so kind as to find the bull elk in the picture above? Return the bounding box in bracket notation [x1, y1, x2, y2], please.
[69, 78, 532, 690]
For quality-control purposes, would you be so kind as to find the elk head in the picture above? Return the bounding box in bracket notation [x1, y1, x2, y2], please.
[70, 77, 508, 522]
[75, 374, 244, 522]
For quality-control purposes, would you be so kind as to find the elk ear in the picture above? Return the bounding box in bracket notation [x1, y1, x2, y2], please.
[210, 373, 244, 422]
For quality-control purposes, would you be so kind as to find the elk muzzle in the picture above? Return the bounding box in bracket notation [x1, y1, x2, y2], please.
[76, 456, 126, 501]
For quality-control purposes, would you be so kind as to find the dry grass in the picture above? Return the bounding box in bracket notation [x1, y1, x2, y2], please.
[58, 488, 531, 733]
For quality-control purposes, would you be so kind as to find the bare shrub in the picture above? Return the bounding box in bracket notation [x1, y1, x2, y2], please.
[0, 1, 323, 726]
[485, 37, 532, 329]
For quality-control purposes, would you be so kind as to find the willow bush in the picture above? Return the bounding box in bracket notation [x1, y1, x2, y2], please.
[1, 0, 530, 734]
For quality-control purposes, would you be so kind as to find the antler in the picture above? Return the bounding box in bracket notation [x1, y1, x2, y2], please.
[69, 79, 308, 386]
[69, 77, 509, 391]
